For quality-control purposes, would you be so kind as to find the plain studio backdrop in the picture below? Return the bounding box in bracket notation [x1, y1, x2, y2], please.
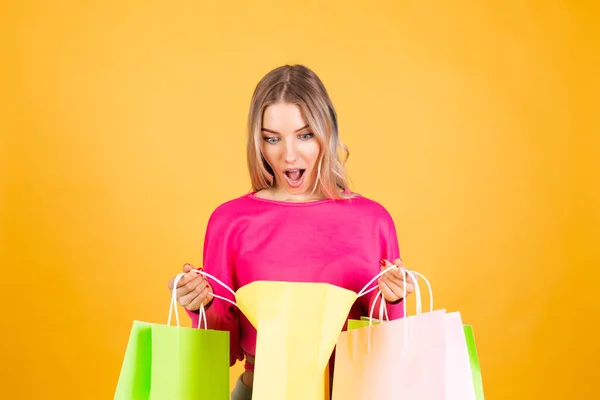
[1, 1, 598, 399]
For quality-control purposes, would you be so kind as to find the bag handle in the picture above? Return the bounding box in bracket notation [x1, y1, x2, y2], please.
[359, 265, 433, 326]
[192, 269, 238, 308]
[367, 268, 421, 325]
[410, 270, 433, 315]
[167, 270, 238, 329]
[168, 272, 209, 328]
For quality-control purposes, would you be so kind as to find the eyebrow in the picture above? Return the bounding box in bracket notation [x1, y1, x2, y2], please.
[261, 125, 309, 134]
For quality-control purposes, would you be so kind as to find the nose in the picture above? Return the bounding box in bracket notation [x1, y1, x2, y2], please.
[283, 138, 298, 164]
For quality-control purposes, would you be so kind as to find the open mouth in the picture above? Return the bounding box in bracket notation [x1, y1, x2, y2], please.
[283, 169, 306, 188]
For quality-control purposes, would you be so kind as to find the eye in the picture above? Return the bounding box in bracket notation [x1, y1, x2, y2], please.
[263, 136, 279, 144]
[298, 133, 314, 140]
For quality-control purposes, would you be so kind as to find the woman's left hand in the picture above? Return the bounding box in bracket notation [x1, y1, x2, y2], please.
[378, 258, 415, 302]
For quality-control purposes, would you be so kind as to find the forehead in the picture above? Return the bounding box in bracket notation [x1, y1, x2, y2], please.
[262, 102, 307, 131]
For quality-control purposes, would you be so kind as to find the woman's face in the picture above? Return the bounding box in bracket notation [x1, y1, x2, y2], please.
[261, 102, 320, 197]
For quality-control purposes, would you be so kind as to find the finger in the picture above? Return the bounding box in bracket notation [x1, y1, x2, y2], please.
[391, 259, 409, 277]
[388, 264, 415, 285]
[177, 271, 204, 289]
[378, 279, 397, 302]
[194, 285, 213, 309]
[380, 263, 404, 283]
[169, 272, 200, 291]
[176, 275, 204, 299]
[385, 270, 415, 291]
[383, 270, 406, 287]
[401, 268, 415, 284]
[382, 274, 415, 297]
[380, 261, 398, 276]
[182, 273, 205, 292]
[175, 272, 192, 288]
[385, 266, 413, 285]
[382, 276, 403, 298]
[169, 266, 203, 292]
[179, 280, 209, 307]
[186, 286, 217, 311]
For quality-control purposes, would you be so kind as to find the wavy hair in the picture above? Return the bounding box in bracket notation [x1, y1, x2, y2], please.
[246, 64, 351, 199]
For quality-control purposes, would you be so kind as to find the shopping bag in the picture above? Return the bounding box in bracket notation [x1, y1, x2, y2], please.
[336, 272, 480, 400]
[148, 323, 229, 399]
[445, 312, 477, 400]
[344, 313, 479, 400]
[113, 321, 153, 400]
[235, 280, 357, 400]
[347, 318, 371, 330]
[332, 309, 448, 399]
[333, 270, 445, 400]
[113, 273, 230, 400]
[464, 325, 485, 400]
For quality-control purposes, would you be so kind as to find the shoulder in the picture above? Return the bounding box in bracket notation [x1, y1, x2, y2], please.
[207, 193, 254, 224]
[343, 193, 398, 232]
[346, 195, 399, 246]
[346, 193, 394, 219]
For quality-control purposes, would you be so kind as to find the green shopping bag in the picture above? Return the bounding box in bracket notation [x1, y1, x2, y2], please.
[114, 273, 230, 400]
[114, 321, 153, 399]
[463, 325, 485, 400]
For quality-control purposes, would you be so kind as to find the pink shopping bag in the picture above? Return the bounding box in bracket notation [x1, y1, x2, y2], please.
[445, 312, 477, 400]
[333, 269, 477, 399]
[332, 309, 447, 399]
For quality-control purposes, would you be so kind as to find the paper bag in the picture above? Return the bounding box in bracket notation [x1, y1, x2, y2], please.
[464, 325, 485, 400]
[332, 310, 448, 399]
[114, 271, 231, 400]
[113, 320, 229, 400]
[445, 312, 476, 400]
[235, 281, 357, 400]
[344, 314, 481, 400]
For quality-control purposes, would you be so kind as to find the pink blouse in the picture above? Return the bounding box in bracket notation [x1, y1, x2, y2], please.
[186, 192, 405, 370]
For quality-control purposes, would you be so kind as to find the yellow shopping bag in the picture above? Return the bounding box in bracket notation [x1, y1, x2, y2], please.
[236, 281, 357, 400]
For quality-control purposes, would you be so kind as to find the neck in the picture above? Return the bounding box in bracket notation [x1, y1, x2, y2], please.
[261, 187, 326, 202]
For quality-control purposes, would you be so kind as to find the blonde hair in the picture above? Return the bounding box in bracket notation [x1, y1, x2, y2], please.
[246, 64, 351, 199]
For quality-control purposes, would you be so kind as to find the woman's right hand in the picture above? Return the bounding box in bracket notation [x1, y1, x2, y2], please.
[168, 263, 214, 311]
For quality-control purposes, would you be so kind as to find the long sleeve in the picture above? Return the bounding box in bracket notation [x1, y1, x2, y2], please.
[360, 211, 406, 321]
[185, 207, 243, 367]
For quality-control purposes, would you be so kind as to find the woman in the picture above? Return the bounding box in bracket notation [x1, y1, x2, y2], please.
[168, 64, 415, 399]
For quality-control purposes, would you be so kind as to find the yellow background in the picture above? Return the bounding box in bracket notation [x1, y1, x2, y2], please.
[1, 1, 598, 399]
